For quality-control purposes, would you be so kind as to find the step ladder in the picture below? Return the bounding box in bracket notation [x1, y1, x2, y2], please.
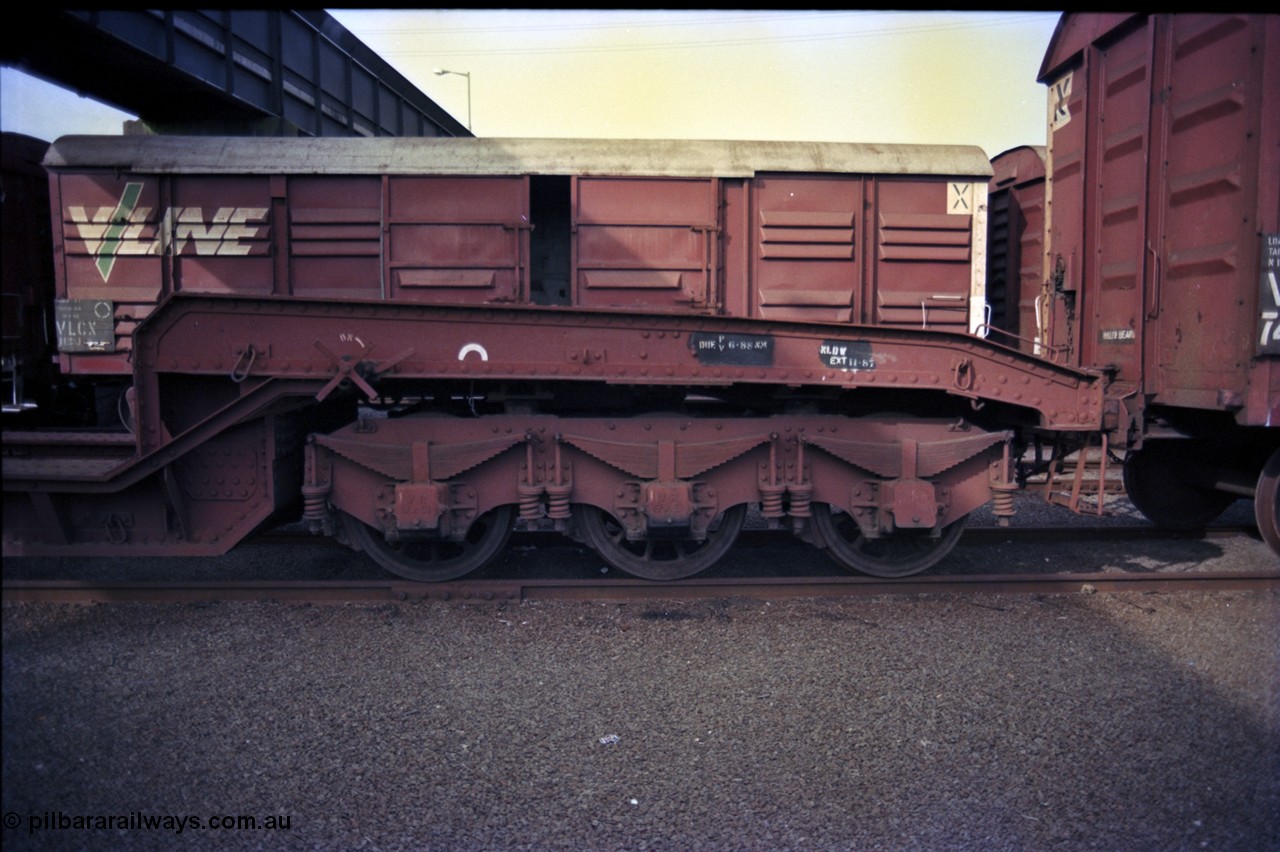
[1041, 434, 1126, 516]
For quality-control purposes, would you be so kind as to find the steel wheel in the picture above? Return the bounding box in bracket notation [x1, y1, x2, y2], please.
[578, 504, 747, 581]
[1123, 440, 1235, 530]
[812, 503, 966, 578]
[1255, 449, 1280, 556]
[346, 505, 515, 582]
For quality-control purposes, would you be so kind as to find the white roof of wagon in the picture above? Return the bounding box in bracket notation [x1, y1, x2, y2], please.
[46, 136, 992, 178]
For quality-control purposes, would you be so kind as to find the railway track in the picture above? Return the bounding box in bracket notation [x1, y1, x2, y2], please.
[4, 569, 1277, 606]
[250, 522, 1262, 548]
[6, 514, 1273, 605]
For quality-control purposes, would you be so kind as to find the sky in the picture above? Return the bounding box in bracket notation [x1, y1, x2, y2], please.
[1, 10, 1061, 158]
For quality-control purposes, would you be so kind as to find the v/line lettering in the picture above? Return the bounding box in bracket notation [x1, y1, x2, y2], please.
[66, 182, 268, 282]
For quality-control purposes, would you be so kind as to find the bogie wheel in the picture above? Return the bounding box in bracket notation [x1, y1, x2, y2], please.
[1122, 440, 1236, 530]
[1255, 449, 1280, 556]
[346, 505, 515, 582]
[812, 503, 966, 578]
[578, 504, 747, 581]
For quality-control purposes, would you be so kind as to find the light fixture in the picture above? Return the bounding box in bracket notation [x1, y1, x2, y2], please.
[432, 68, 471, 132]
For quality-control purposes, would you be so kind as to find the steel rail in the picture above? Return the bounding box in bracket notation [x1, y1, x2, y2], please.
[4, 570, 1277, 605]
[251, 523, 1262, 547]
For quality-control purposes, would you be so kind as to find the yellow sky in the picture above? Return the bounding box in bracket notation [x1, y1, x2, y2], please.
[1, 10, 1061, 158]
[328, 10, 1060, 156]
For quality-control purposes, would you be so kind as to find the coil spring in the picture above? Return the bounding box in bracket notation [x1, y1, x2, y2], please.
[518, 483, 545, 522]
[301, 483, 330, 524]
[788, 483, 813, 520]
[991, 481, 1016, 521]
[546, 483, 573, 520]
[760, 483, 785, 518]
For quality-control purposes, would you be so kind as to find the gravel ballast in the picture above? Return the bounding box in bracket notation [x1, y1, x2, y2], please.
[3, 585, 1278, 851]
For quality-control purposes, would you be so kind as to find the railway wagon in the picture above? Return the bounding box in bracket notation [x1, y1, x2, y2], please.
[1033, 13, 1279, 551]
[1, 134, 60, 422]
[5, 12, 1277, 581]
[3, 136, 1112, 580]
[985, 145, 1046, 355]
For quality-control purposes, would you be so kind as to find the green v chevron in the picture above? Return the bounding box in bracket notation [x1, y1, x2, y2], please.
[94, 182, 144, 282]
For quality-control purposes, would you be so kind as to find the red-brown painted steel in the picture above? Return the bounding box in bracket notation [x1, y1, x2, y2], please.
[125, 295, 1103, 432]
[573, 176, 718, 311]
[49, 142, 989, 374]
[2, 288, 1102, 559]
[6, 16, 1278, 573]
[1039, 13, 1280, 427]
[986, 146, 1047, 356]
[0, 134, 1093, 570]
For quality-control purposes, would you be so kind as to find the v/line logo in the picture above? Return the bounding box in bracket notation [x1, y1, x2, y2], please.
[68, 182, 268, 282]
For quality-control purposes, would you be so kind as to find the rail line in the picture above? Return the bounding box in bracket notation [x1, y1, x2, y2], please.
[4, 570, 1277, 606]
[250, 522, 1261, 548]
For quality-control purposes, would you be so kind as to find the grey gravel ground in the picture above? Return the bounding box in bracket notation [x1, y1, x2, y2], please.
[3, 495, 1278, 851]
[4, 595, 1279, 850]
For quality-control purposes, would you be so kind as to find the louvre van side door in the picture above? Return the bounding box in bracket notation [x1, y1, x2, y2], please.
[571, 176, 719, 312]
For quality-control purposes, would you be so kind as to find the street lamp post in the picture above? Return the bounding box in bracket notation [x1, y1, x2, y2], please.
[432, 67, 471, 132]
